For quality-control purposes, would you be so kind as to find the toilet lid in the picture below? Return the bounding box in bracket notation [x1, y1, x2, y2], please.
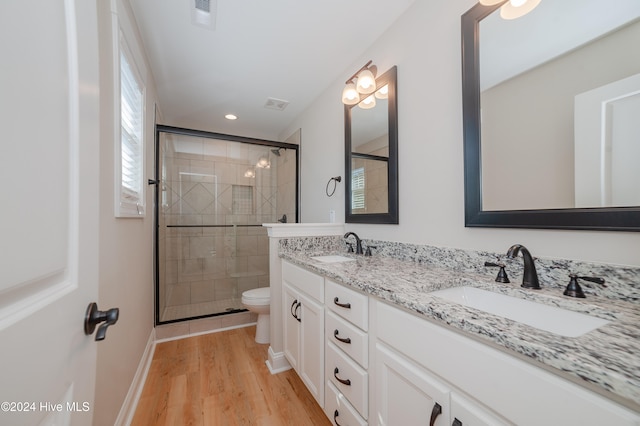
[242, 287, 270, 300]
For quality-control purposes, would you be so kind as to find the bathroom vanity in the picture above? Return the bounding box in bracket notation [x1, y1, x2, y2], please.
[276, 236, 640, 426]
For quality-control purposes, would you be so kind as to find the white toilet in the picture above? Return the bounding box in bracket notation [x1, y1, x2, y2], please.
[241, 287, 271, 344]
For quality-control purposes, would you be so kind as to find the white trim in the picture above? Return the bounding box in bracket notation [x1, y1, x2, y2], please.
[115, 328, 156, 426]
[112, 8, 146, 219]
[266, 347, 292, 374]
[154, 322, 256, 344]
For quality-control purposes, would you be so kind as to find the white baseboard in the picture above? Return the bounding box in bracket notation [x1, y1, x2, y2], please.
[114, 327, 156, 426]
[266, 346, 291, 374]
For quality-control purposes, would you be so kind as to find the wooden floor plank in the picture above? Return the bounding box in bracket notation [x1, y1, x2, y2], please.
[132, 326, 331, 426]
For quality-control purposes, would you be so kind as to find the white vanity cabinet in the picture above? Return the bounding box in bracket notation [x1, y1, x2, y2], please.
[371, 299, 640, 426]
[324, 279, 370, 425]
[280, 259, 639, 426]
[282, 261, 325, 406]
[375, 342, 451, 426]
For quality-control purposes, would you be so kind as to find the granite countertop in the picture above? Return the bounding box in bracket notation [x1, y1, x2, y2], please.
[280, 250, 640, 412]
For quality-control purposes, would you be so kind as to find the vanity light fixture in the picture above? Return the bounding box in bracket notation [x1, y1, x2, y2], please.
[342, 82, 360, 105]
[341, 60, 378, 106]
[359, 94, 376, 109]
[374, 84, 389, 100]
[480, 0, 541, 20]
[244, 168, 255, 178]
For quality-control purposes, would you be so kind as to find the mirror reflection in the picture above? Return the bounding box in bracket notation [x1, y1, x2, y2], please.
[350, 96, 389, 214]
[479, 0, 640, 211]
[345, 66, 398, 224]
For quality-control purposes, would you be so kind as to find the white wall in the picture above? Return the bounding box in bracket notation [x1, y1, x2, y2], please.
[94, 0, 157, 424]
[281, 0, 640, 267]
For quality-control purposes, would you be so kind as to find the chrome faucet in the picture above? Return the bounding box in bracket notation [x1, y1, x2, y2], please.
[506, 244, 541, 289]
[344, 232, 364, 255]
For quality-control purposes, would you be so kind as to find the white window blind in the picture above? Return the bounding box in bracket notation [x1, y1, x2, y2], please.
[116, 39, 145, 217]
[351, 167, 365, 211]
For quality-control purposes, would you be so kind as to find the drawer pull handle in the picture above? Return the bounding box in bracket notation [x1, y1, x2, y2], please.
[333, 367, 351, 386]
[333, 297, 351, 309]
[333, 410, 342, 426]
[333, 329, 351, 344]
[294, 302, 301, 322]
[429, 402, 442, 426]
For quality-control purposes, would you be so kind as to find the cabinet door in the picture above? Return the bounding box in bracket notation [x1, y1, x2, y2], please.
[450, 392, 513, 426]
[282, 282, 300, 371]
[299, 292, 325, 407]
[326, 381, 368, 426]
[375, 343, 450, 426]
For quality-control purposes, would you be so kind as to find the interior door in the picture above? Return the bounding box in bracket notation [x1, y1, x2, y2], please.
[574, 73, 640, 207]
[0, 0, 100, 425]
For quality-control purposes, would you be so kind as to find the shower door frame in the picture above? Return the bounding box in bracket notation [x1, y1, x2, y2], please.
[153, 125, 300, 325]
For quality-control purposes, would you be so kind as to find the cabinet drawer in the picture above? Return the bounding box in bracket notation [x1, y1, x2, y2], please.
[282, 260, 324, 302]
[451, 392, 513, 426]
[326, 341, 368, 419]
[326, 311, 368, 369]
[325, 279, 368, 331]
[325, 381, 367, 426]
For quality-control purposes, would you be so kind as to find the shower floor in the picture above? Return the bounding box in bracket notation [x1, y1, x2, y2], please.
[160, 297, 246, 323]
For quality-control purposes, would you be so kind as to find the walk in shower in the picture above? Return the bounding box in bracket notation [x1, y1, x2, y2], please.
[155, 126, 298, 324]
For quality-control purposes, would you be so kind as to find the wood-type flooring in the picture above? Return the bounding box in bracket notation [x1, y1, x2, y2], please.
[131, 325, 331, 425]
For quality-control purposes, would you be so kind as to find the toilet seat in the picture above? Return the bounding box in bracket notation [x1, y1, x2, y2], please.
[242, 287, 270, 306]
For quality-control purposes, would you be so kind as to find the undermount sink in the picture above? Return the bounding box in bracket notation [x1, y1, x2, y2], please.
[431, 286, 610, 337]
[311, 255, 356, 264]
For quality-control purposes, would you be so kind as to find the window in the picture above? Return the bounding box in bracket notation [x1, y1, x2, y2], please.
[351, 167, 365, 211]
[115, 34, 145, 217]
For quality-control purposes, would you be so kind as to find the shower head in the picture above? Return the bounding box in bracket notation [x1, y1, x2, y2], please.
[271, 147, 283, 156]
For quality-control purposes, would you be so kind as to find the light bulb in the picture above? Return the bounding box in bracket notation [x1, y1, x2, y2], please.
[356, 68, 376, 95]
[500, 0, 541, 19]
[342, 82, 360, 105]
[256, 156, 270, 169]
[358, 94, 376, 110]
[375, 84, 389, 100]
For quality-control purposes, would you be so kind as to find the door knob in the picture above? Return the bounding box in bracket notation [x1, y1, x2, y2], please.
[84, 302, 119, 341]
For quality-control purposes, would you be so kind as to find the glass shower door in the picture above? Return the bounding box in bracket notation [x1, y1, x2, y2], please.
[156, 128, 298, 323]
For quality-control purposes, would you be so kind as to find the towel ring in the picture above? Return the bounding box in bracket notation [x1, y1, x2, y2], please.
[326, 176, 342, 197]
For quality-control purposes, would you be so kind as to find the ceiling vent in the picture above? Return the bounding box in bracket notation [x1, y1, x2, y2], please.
[264, 97, 289, 111]
[191, 0, 216, 31]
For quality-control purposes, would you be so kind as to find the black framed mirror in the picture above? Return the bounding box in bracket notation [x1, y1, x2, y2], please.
[345, 66, 398, 224]
[462, 2, 640, 231]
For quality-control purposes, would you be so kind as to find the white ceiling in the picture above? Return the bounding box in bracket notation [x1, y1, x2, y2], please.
[128, 0, 416, 140]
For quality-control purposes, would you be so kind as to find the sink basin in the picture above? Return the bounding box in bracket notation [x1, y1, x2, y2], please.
[431, 286, 609, 337]
[311, 255, 356, 264]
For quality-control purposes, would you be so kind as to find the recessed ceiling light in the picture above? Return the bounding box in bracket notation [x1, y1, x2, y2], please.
[225, 114, 237, 120]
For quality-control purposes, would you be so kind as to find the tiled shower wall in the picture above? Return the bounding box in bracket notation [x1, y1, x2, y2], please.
[157, 132, 295, 322]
